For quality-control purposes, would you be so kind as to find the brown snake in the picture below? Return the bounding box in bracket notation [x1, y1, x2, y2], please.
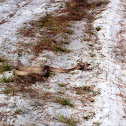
[13, 63, 91, 76]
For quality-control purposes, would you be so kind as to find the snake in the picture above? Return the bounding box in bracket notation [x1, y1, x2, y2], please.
[13, 63, 91, 76]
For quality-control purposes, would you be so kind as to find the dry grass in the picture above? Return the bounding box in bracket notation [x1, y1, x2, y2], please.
[33, 38, 52, 54]
[18, 0, 109, 55]
[19, 26, 35, 37]
[19, 14, 72, 55]
[11, 0, 108, 105]
[33, 38, 70, 54]
[14, 74, 47, 85]
[5, 83, 55, 102]
[73, 85, 94, 95]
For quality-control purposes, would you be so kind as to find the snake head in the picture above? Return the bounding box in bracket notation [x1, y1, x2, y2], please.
[78, 62, 92, 70]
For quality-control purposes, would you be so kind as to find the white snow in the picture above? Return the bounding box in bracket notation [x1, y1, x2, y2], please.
[93, 0, 126, 125]
[0, 0, 126, 125]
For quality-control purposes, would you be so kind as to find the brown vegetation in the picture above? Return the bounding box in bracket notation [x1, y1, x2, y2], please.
[18, 0, 109, 55]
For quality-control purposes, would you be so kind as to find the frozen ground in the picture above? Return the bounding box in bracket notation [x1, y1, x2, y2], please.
[0, 0, 126, 125]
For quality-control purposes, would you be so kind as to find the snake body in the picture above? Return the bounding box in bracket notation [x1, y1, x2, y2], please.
[14, 63, 91, 76]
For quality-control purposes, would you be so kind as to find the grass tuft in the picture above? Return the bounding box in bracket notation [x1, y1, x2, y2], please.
[89, 53, 96, 57]
[64, 29, 74, 35]
[15, 109, 25, 114]
[58, 91, 65, 94]
[3, 88, 13, 95]
[44, 71, 54, 78]
[58, 115, 77, 126]
[0, 63, 12, 73]
[58, 83, 67, 87]
[83, 86, 92, 92]
[93, 121, 102, 126]
[96, 26, 101, 31]
[0, 77, 12, 83]
[75, 86, 93, 95]
[55, 97, 74, 107]
[83, 115, 90, 120]
[52, 44, 70, 53]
